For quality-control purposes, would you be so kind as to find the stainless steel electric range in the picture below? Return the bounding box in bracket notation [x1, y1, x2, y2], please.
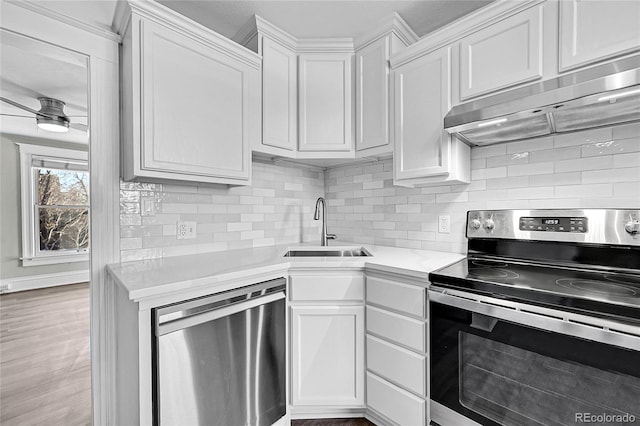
[428, 209, 640, 426]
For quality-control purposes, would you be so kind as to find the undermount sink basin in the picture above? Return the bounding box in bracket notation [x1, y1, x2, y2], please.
[283, 247, 371, 258]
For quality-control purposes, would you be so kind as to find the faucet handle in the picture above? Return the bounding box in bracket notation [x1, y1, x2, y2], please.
[327, 233, 337, 240]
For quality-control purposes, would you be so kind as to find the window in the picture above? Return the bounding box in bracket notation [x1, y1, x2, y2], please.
[19, 144, 89, 266]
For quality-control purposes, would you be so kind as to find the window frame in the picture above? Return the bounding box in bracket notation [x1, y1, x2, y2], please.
[18, 143, 89, 266]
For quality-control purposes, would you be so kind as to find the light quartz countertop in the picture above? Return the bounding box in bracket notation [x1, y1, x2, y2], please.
[107, 242, 465, 302]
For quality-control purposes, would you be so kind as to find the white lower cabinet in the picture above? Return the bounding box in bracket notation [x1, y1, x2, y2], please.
[289, 271, 365, 413]
[365, 271, 429, 426]
[291, 305, 365, 406]
[366, 335, 426, 396]
[367, 373, 426, 426]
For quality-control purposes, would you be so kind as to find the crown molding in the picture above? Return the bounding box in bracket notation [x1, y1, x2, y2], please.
[297, 38, 354, 53]
[7, 0, 121, 43]
[125, 0, 261, 69]
[112, 0, 131, 36]
[234, 15, 298, 51]
[233, 14, 259, 47]
[354, 12, 419, 50]
[390, 0, 545, 68]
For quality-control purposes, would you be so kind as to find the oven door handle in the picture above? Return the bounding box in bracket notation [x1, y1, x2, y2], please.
[428, 287, 640, 351]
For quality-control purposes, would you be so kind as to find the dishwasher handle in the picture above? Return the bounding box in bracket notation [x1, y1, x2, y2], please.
[155, 277, 286, 336]
[157, 290, 285, 336]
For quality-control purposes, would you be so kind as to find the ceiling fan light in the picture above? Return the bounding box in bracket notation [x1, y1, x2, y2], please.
[37, 116, 69, 132]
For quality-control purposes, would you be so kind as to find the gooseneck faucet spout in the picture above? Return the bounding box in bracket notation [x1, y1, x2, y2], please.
[314, 197, 336, 246]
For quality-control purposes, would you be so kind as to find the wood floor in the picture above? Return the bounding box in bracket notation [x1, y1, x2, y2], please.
[0, 283, 91, 426]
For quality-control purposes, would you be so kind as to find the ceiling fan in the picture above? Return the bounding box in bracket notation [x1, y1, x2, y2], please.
[0, 96, 88, 133]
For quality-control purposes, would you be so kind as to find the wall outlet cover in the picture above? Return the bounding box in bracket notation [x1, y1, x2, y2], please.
[177, 221, 197, 239]
[438, 215, 451, 234]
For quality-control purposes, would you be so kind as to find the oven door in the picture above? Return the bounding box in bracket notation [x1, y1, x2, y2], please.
[429, 288, 640, 426]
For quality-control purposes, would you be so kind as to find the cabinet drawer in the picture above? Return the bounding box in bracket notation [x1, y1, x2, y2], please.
[367, 335, 426, 396]
[366, 306, 425, 353]
[367, 372, 425, 426]
[366, 275, 425, 318]
[290, 274, 364, 301]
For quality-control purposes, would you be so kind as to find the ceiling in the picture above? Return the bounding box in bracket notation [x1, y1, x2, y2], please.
[0, 30, 89, 144]
[158, 1, 493, 39]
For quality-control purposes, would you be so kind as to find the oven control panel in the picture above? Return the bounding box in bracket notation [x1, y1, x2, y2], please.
[465, 209, 640, 245]
[518, 217, 588, 233]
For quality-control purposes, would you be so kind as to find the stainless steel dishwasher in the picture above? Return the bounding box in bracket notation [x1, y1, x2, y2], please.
[153, 278, 286, 426]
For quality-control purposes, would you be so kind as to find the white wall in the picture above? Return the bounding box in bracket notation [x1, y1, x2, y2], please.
[325, 124, 640, 253]
[0, 134, 89, 282]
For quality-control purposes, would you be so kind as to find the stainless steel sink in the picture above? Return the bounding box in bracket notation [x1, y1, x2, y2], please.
[283, 247, 371, 257]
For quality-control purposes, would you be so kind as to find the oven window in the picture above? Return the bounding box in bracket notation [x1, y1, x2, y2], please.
[430, 301, 640, 426]
[459, 331, 640, 425]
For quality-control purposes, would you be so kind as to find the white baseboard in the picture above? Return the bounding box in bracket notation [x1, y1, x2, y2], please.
[289, 406, 366, 419]
[0, 269, 89, 293]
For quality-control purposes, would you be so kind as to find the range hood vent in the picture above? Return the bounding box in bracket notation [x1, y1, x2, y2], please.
[444, 55, 640, 146]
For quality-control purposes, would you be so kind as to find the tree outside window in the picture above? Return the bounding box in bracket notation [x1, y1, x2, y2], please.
[18, 143, 89, 266]
[36, 168, 89, 253]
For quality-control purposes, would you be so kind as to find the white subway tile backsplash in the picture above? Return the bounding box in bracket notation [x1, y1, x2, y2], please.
[471, 144, 507, 159]
[120, 160, 323, 260]
[582, 168, 640, 184]
[529, 172, 581, 187]
[120, 127, 639, 260]
[324, 125, 639, 253]
[506, 136, 553, 153]
[554, 156, 614, 173]
[555, 184, 613, 198]
[508, 162, 554, 176]
[471, 166, 507, 180]
[554, 128, 612, 147]
[614, 152, 640, 168]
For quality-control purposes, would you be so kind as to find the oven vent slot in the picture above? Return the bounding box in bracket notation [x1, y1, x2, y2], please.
[607, 327, 640, 339]
[479, 300, 517, 310]
[567, 318, 606, 329]
[518, 308, 564, 321]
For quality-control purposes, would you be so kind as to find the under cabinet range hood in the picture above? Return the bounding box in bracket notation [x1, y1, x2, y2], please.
[444, 56, 640, 146]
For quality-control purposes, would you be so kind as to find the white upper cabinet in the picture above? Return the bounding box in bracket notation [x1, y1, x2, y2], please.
[391, 46, 470, 186]
[559, 0, 640, 72]
[120, 2, 260, 185]
[354, 16, 418, 158]
[356, 37, 390, 154]
[459, 4, 544, 100]
[234, 17, 298, 156]
[298, 52, 354, 153]
[262, 37, 297, 152]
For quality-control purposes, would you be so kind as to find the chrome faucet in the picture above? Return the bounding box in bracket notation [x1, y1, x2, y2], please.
[314, 197, 336, 246]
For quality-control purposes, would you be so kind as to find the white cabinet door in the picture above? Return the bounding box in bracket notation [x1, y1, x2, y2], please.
[261, 37, 297, 152]
[124, 17, 258, 185]
[356, 37, 390, 154]
[290, 305, 364, 407]
[459, 5, 543, 100]
[559, 0, 640, 72]
[393, 46, 452, 181]
[298, 53, 353, 152]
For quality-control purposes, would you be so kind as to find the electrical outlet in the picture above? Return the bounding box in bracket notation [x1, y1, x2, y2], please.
[176, 221, 197, 239]
[438, 215, 451, 234]
[141, 197, 155, 216]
